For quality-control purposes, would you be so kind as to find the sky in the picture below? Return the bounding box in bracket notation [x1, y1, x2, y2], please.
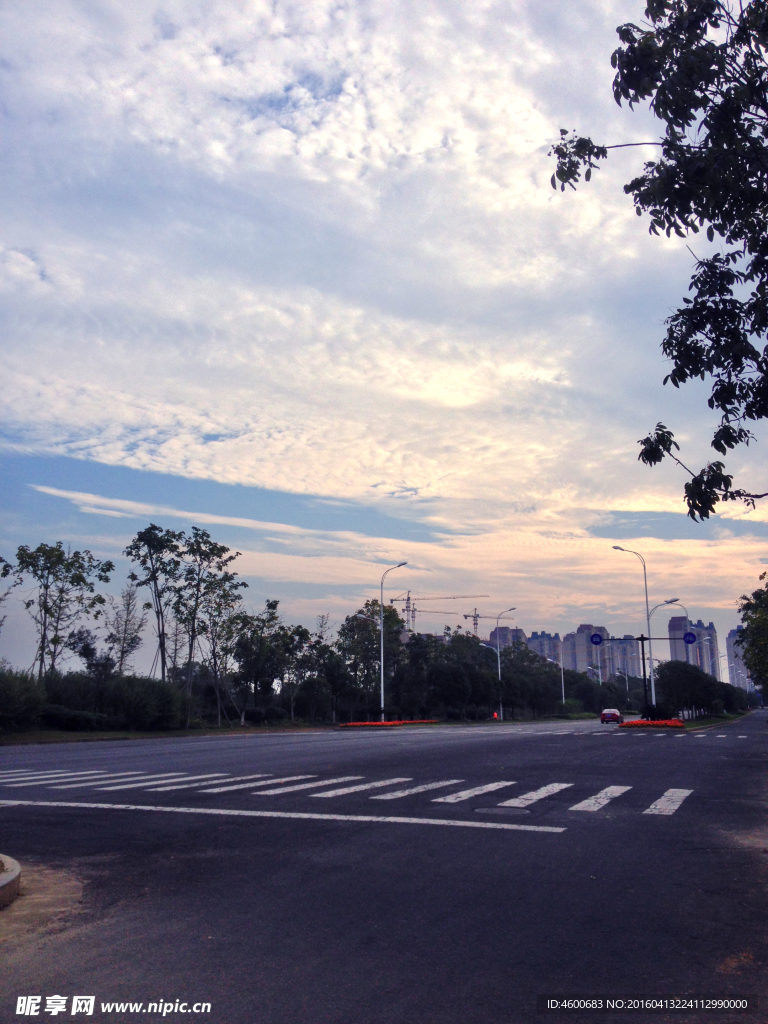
[2, 0, 767, 681]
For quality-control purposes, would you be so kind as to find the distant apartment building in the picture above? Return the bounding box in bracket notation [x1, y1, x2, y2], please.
[561, 624, 608, 676]
[726, 626, 752, 690]
[488, 626, 528, 651]
[527, 630, 562, 665]
[606, 635, 642, 681]
[667, 615, 720, 680]
[560, 625, 640, 681]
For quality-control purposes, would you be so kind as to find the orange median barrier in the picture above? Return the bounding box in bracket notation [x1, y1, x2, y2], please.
[618, 719, 684, 729]
[338, 720, 439, 728]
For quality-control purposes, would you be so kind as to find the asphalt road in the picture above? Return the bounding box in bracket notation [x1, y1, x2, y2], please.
[2, 714, 768, 1024]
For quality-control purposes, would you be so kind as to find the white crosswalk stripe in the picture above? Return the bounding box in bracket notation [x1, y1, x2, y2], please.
[4, 771, 112, 788]
[95, 773, 189, 790]
[255, 776, 364, 795]
[432, 782, 516, 803]
[370, 780, 465, 800]
[147, 774, 230, 791]
[498, 783, 573, 808]
[643, 789, 693, 815]
[569, 786, 632, 812]
[197, 775, 274, 792]
[1, 770, 106, 783]
[53, 773, 147, 788]
[311, 778, 412, 798]
[204, 775, 314, 793]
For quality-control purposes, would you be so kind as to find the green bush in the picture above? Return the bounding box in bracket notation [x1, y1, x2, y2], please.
[40, 704, 110, 731]
[556, 698, 584, 717]
[0, 669, 46, 731]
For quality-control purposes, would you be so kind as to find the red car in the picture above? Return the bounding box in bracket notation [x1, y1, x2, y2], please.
[600, 708, 624, 724]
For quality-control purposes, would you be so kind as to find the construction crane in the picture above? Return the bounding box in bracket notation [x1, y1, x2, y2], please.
[463, 609, 516, 636]
[392, 592, 489, 631]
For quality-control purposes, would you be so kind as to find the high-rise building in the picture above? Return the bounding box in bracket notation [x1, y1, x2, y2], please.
[667, 615, 720, 679]
[561, 624, 609, 677]
[488, 626, 527, 651]
[606, 635, 642, 681]
[527, 631, 562, 665]
[726, 626, 752, 690]
[668, 615, 691, 663]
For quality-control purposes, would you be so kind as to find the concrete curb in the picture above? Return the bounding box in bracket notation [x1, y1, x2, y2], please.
[0, 855, 21, 910]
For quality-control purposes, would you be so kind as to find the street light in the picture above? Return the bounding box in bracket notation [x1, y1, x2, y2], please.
[479, 606, 515, 721]
[612, 546, 658, 708]
[380, 562, 407, 721]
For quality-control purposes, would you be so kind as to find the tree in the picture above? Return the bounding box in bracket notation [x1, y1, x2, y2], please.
[551, 0, 768, 519]
[0, 555, 20, 642]
[198, 572, 247, 727]
[104, 583, 147, 675]
[737, 571, 768, 687]
[14, 542, 114, 680]
[230, 600, 283, 722]
[66, 626, 116, 684]
[124, 525, 183, 682]
[173, 527, 245, 727]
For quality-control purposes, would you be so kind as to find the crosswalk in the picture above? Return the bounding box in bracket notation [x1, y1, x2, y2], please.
[0, 768, 694, 817]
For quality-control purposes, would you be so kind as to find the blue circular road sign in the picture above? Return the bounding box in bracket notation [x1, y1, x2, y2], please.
[590, 633, 603, 646]
[683, 631, 696, 644]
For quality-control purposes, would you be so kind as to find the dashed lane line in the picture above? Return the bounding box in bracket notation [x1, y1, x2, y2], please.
[498, 783, 574, 808]
[311, 778, 412, 798]
[643, 789, 693, 815]
[569, 786, 633, 812]
[0, 799, 566, 833]
[432, 782, 517, 804]
[371, 780, 465, 800]
[255, 776, 364, 795]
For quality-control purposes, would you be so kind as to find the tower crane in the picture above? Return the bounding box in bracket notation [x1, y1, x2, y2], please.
[392, 592, 489, 631]
[463, 609, 515, 636]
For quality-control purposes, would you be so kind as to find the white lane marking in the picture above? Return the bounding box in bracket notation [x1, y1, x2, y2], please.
[147, 774, 230, 791]
[4, 771, 113, 788]
[738, 736, 748, 739]
[194, 775, 272, 792]
[0, 799, 566, 833]
[2, 770, 107, 783]
[716, 734, 727, 738]
[371, 780, 465, 800]
[569, 786, 632, 812]
[53, 773, 147, 789]
[311, 778, 412, 798]
[203, 775, 311, 793]
[498, 783, 574, 808]
[432, 782, 517, 803]
[95, 774, 188, 791]
[256, 776, 364, 795]
[693, 733, 707, 737]
[643, 789, 693, 815]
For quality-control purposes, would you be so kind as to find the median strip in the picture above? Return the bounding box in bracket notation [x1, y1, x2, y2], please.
[0, 799, 566, 834]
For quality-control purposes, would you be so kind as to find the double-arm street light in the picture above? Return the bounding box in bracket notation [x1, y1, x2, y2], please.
[612, 546, 658, 707]
[479, 606, 515, 721]
[380, 562, 407, 721]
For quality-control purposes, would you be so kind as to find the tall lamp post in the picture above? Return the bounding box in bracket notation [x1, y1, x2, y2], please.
[613, 546, 658, 708]
[380, 562, 407, 721]
[479, 606, 515, 720]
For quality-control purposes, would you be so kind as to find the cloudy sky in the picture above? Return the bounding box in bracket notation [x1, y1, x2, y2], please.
[2, 0, 767, 678]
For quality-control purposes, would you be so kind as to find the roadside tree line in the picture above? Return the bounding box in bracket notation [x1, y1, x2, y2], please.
[0, 524, 760, 731]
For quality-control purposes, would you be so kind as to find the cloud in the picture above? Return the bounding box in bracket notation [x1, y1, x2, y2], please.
[1, 0, 766, 663]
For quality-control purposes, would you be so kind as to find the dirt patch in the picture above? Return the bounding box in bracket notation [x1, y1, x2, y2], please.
[0, 864, 83, 947]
